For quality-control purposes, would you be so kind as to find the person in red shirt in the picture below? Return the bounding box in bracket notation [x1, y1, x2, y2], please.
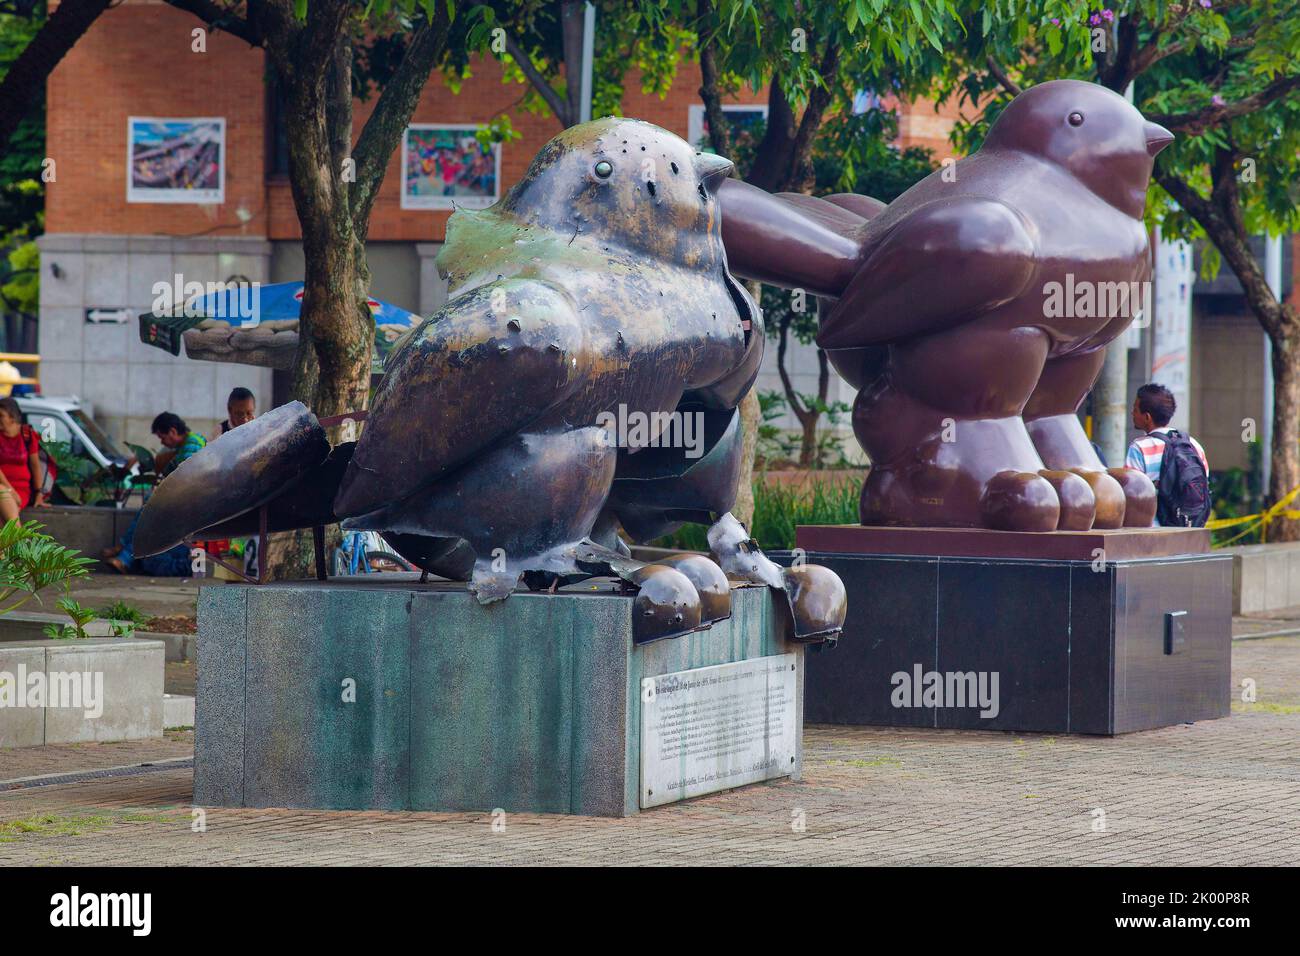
[0, 396, 49, 523]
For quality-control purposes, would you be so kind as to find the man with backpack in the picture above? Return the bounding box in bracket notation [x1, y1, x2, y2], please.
[1125, 383, 1211, 527]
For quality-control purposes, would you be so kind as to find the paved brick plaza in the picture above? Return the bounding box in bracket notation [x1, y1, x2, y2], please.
[2, 635, 1297, 866]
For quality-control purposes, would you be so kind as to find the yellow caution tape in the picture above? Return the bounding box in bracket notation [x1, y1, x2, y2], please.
[1207, 484, 1300, 546]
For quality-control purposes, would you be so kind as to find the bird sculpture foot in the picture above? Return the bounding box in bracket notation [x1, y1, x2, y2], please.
[707, 513, 847, 643]
[567, 541, 711, 643]
[862, 463, 1071, 533]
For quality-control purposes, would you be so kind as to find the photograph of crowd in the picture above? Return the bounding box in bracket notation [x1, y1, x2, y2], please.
[127, 117, 225, 204]
[401, 124, 499, 210]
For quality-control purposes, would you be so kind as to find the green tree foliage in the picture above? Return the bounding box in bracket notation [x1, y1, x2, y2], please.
[936, 0, 1300, 537]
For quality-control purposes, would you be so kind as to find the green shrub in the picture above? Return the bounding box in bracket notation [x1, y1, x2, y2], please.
[0, 519, 94, 612]
[653, 475, 861, 552]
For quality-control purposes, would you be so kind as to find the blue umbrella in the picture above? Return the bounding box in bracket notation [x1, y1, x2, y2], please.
[138, 281, 421, 371]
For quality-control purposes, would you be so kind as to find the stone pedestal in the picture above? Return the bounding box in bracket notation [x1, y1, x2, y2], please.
[195, 578, 802, 816]
[789, 525, 1232, 735]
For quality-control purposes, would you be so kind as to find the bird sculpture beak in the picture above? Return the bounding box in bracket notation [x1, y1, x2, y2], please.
[1145, 122, 1174, 157]
[694, 153, 734, 194]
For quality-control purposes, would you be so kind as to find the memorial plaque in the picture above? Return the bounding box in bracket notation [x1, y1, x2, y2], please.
[639, 654, 797, 809]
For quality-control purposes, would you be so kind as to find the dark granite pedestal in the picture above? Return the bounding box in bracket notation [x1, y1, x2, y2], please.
[787, 525, 1232, 735]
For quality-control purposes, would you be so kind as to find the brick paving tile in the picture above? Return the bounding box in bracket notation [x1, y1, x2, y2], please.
[0, 639, 1296, 866]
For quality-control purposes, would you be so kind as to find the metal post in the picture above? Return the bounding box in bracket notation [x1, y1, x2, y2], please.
[258, 503, 268, 585]
[313, 525, 327, 581]
[579, 2, 595, 124]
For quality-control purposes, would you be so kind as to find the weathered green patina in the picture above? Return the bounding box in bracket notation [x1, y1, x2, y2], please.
[195, 578, 802, 817]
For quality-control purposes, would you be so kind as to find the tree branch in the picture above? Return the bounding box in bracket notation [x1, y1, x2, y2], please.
[696, 0, 732, 157]
[503, 31, 570, 127]
[350, 9, 452, 234]
[162, 0, 262, 46]
[1147, 73, 1300, 136]
[984, 54, 1021, 97]
[0, 0, 113, 154]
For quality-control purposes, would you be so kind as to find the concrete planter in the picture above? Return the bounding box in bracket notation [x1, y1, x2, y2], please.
[0, 637, 164, 748]
[0, 613, 192, 661]
[19, 504, 139, 571]
[1225, 541, 1300, 615]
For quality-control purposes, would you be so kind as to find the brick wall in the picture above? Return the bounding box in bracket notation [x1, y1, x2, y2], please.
[45, 2, 266, 237]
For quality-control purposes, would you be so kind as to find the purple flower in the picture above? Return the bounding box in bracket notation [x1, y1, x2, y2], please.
[1199, 0, 1212, 7]
[1050, 17, 1060, 24]
[1102, 9, 1114, 21]
[1090, 13, 1101, 25]
[1212, 94, 1226, 106]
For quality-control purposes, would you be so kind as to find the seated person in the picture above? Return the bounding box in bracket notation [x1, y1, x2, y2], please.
[215, 387, 256, 439]
[105, 412, 208, 575]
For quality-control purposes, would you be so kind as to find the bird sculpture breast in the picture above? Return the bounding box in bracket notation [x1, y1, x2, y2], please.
[131, 117, 847, 646]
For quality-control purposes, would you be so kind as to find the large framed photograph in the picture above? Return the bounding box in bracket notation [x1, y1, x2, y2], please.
[687, 104, 769, 153]
[401, 124, 501, 210]
[126, 117, 225, 204]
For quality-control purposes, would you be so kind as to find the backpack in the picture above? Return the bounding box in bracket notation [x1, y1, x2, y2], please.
[1152, 430, 1210, 527]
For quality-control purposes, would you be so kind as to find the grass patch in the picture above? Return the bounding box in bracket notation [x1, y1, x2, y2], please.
[655, 474, 861, 552]
[0, 810, 177, 843]
[0, 813, 116, 842]
[1232, 701, 1300, 714]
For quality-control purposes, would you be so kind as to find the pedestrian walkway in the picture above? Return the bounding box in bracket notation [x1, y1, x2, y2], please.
[2, 636, 1295, 866]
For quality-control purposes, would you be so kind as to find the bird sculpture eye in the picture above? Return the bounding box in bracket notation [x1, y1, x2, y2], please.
[594, 161, 613, 178]
[1068, 112, 1085, 127]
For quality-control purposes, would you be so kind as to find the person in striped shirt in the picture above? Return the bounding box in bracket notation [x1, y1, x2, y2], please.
[1125, 382, 1208, 527]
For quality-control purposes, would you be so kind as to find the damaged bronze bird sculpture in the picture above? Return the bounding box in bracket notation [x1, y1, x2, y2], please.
[133, 117, 847, 646]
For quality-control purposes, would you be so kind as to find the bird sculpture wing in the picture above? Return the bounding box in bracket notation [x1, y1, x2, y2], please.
[333, 277, 587, 518]
[816, 196, 1037, 349]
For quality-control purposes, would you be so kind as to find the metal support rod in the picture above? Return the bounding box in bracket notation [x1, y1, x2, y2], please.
[313, 525, 327, 581]
[258, 503, 268, 585]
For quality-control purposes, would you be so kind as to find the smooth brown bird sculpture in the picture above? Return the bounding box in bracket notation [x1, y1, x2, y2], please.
[719, 79, 1171, 532]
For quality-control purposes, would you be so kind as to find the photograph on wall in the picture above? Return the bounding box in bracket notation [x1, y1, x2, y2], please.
[687, 104, 769, 154]
[401, 124, 500, 210]
[127, 117, 225, 204]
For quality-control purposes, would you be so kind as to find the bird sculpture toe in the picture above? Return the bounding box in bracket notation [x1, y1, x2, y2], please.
[779, 564, 848, 644]
[978, 471, 1061, 533]
[1038, 470, 1097, 531]
[656, 553, 733, 626]
[1110, 467, 1158, 527]
[629, 564, 704, 644]
[1067, 469, 1127, 529]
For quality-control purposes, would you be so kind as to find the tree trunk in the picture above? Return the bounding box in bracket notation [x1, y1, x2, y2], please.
[1156, 155, 1300, 540]
[1268, 331, 1300, 541]
[732, 390, 759, 527]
